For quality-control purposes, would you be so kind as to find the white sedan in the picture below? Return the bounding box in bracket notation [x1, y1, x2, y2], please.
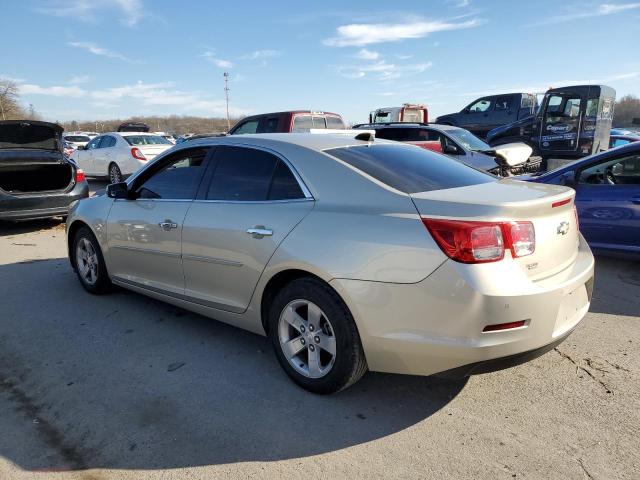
[73, 132, 174, 183]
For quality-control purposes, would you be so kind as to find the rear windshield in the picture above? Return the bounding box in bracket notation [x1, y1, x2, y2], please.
[0, 123, 57, 150]
[64, 135, 90, 142]
[124, 135, 172, 146]
[325, 144, 494, 194]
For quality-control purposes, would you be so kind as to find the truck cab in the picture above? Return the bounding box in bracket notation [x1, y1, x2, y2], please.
[435, 93, 537, 138]
[369, 104, 428, 124]
[229, 111, 346, 134]
[487, 85, 616, 162]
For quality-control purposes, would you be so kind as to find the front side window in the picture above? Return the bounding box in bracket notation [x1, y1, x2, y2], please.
[446, 129, 490, 151]
[207, 146, 304, 201]
[292, 115, 313, 132]
[233, 120, 259, 135]
[563, 98, 581, 117]
[468, 98, 492, 112]
[326, 144, 494, 194]
[586, 98, 599, 117]
[86, 137, 101, 150]
[136, 148, 208, 200]
[579, 153, 640, 185]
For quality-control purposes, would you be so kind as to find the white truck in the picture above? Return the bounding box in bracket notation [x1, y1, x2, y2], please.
[369, 103, 429, 124]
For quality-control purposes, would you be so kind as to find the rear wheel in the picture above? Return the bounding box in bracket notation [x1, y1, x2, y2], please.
[73, 227, 111, 294]
[268, 277, 367, 394]
[108, 163, 123, 184]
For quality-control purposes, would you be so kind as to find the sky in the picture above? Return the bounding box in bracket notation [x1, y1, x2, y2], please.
[2, 0, 640, 125]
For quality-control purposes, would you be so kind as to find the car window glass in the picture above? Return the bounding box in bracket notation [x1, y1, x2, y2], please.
[207, 146, 278, 201]
[292, 115, 313, 132]
[563, 98, 581, 117]
[547, 95, 563, 113]
[521, 95, 535, 109]
[586, 99, 599, 117]
[579, 154, 640, 185]
[124, 135, 171, 146]
[136, 149, 208, 199]
[469, 99, 492, 112]
[269, 161, 305, 200]
[312, 116, 326, 129]
[612, 138, 631, 148]
[263, 117, 279, 133]
[86, 137, 101, 150]
[326, 144, 494, 194]
[326, 116, 345, 129]
[233, 121, 259, 134]
[494, 96, 512, 111]
[102, 136, 116, 148]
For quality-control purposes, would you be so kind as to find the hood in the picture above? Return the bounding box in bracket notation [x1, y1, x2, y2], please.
[0, 120, 63, 151]
[482, 142, 533, 167]
[486, 115, 535, 143]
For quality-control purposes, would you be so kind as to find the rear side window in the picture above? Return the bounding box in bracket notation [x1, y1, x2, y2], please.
[494, 95, 513, 111]
[263, 117, 280, 133]
[100, 136, 116, 148]
[124, 135, 172, 145]
[207, 146, 305, 201]
[374, 128, 430, 142]
[326, 144, 494, 194]
[326, 116, 345, 129]
[292, 115, 313, 132]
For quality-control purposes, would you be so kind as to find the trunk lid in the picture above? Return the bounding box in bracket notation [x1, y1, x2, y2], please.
[137, 144, 172, 160]
[0, 120, 63, 151]
[411, 179, 579, 280]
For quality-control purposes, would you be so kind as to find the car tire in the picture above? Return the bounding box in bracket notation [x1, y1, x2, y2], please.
[109, 163, 123, 184]
[268, 277, 367, 394]
[72, 226, 111, 294]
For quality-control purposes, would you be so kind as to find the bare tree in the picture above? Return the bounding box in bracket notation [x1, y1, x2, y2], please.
[0, 79, 24, 120]
[613, 95, 640, 127]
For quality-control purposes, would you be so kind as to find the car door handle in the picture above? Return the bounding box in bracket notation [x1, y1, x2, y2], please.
[246, 226, 273, 238]
[158, 220, 178, 231]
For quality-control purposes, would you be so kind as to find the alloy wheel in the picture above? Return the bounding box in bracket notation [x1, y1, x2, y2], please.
[76, 237, 99, 286]
[109, 164, 122, 183]
[278, 299, 337, 379]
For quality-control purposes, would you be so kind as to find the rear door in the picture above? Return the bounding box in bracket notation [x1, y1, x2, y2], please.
[106, 147, 211, 295]
[490, 95, 517, 130]
[574, 151, 640, 251]
[181, 145, 314, 313]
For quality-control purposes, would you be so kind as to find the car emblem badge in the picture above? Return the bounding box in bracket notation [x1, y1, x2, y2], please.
[557, 221, 570, 236]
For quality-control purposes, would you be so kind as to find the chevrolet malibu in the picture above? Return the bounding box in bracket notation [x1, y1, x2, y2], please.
[66, 133, 594, 394]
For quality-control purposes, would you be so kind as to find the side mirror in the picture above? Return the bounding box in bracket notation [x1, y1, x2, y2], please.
[463, 108, 470, 114]
[443, 144, 458, 155]
[560, 171, 576, 188]
[107, 182, 130, 199]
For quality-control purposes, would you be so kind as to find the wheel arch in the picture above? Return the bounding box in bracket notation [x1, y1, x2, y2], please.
[67, 220, 96, 270]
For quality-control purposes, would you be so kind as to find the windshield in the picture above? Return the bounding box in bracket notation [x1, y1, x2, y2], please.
[64, 135, 90, 142]
[326, 144, 494, 194]
[124, 135, 172, 146]
[447, 129, 490, 151]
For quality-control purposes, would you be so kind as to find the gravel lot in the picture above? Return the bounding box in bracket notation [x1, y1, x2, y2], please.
[0, 181, 638, 479]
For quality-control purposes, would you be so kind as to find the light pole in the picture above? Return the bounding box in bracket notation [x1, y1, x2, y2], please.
[224, 72, 230, 131]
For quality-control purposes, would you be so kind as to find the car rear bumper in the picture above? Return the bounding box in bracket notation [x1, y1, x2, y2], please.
[0, 181, 89, 220]
[331, 234, 595, 377]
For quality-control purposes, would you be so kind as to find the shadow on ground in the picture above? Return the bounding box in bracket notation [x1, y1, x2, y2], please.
[0, 257, 466, 472]
[589, 254, 640, 317]
[0, 218, 65, 237]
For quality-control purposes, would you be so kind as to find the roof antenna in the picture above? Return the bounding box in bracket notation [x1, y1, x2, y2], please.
[355, 132, 375, 142]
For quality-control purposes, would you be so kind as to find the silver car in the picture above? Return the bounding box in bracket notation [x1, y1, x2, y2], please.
[66, 133, 594, 394]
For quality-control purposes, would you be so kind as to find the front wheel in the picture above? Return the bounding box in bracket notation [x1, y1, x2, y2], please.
[108, 163, 123, 184]
[72, 226, 112, 294]
[268, 277, 367, 394]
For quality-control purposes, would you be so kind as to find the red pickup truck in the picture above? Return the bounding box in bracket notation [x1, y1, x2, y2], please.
[229, 111, 346, 134]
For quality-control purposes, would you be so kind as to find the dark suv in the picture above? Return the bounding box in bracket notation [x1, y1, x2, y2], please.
[435, 93, 538, 138]
[229, 111, 346, 134]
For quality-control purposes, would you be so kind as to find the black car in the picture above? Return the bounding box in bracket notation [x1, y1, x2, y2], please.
[435, 93, 538, 138]
[0, 120, 89, 221]
[117, 122, 150, 132]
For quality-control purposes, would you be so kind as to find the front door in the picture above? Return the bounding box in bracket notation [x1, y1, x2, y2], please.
[575, 151, 640, 251]
[182, 145, 314, 313]
[540, 94, 583, 154]
[75, 136, 101, 175]
[462, 96, 494, 136]
[106, 147, 211, 295]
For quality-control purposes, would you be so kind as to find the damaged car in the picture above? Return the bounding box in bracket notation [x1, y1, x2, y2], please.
[0, 120, 89, 221]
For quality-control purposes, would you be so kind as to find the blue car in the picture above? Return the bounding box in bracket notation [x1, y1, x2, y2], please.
[528, 142, 640, 255]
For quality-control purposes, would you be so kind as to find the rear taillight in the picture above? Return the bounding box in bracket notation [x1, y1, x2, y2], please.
[422, 219, 535, 264]
[75, 169, 86, 183]
[131, 147, 147, 161]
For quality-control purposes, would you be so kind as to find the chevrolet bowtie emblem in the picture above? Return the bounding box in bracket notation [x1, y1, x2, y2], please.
[557, 221, 570, 235]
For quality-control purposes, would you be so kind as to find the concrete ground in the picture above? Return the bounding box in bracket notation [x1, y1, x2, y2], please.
[0, 181, 638, 479]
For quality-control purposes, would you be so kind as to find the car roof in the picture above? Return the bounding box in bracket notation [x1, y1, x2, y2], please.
[183, 132, 394, 151]
[107, 131, 159, 137]
[354, 123, 464, 132]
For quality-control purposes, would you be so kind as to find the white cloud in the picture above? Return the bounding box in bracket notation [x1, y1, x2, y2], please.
[395, 54, 414, 60]
[201, 51, 234, 69]
[337, 60, 432, 80]
[240, 49, 283, 60]
[324, 18, 482, 46]
[69, 75, 91, 84]
[68, 41, 136, 63]
[529, 2, 640, 25]
[19, 84, 87, 97]
[355, 49, 379, 60]
[35, 0, 145, 27]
